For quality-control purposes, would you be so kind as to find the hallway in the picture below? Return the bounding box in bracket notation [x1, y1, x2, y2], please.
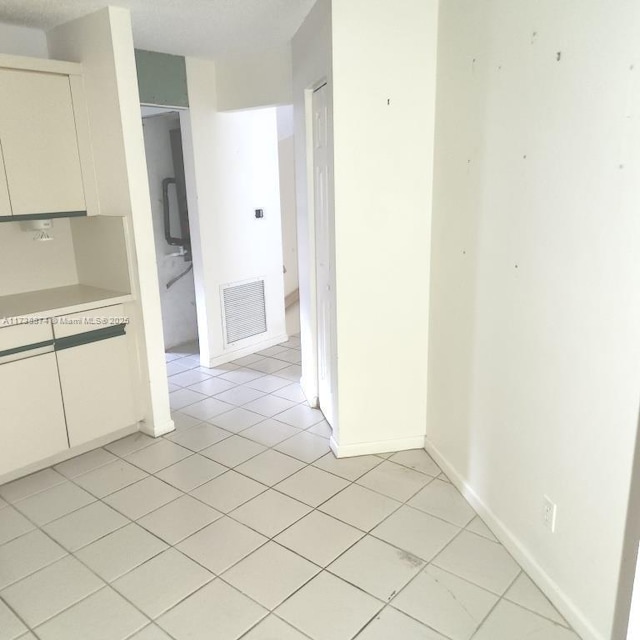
[0, 338, 581, 639]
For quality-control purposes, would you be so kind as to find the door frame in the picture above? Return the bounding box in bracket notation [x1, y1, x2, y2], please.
[300, 78, 339, 433]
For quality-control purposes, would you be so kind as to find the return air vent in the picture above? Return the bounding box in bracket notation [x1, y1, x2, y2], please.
[222, 279, 267, 345]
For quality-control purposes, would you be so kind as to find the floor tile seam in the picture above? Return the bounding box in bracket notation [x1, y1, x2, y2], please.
[226, 565, 386, 634]
[29, 583, 154, 638]
[465, 570, 525, 640]
[374, 493, 479, 533]
[229, 454, 313, 488]
[345, 600, 393, 640]
[223, 501, 314, 547]
[236, 611, 314, 640]
[258, 432, 332, 464]
[309, 452, 388, 483]
[122, 621, 180, 640]
[370, 549, 477, 639]
[377, 517, 468, 566]
[204, 412, 308, 436]
[151, 460, 234, 493]
[70, 468, 151, 500]
[54, 450, 120, 482]
[355, 461, 441, 496]
[3, 513, 162, 637]
[186, 479, 272, 517]
[0, 589, 37, 640]
[270, 508, 367, 569]
[121, 446, 199, 477]
[195, 405, 277, 429]
[104, 434, 159, 459]
[433, 544, 515, 588]
[0, 473, 69, 506]
[312, 481, 405, 529]
[404, 497, 479, 530]
[363, 600, 458, 640]
[500, 581, 573, 629]
[107, 556, 217, 619]
[165, 427, 238, 452]
[388, 457, 445, 478]
[9, 487, 102, 535]
[6, 477, 136, 552]
[2, 567, 106, 631]
[166, 375, 215, 390]
[134, 505, 225, 547]
[217, 554, 323, 611]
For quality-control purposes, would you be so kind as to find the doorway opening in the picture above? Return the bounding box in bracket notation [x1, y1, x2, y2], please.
[141, 105, 199, 361]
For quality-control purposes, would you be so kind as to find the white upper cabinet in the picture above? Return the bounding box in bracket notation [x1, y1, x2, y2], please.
[0, 68, 86, 216]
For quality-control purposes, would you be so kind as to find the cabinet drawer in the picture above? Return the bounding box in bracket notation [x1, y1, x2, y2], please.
[0, 321, 53, 362]
[53, 304, 127, 339]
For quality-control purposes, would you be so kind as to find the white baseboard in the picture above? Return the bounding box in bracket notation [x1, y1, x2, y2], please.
[330, 434, 426, 458]
[140, 417, 175, 438]
[207, 333, 289, 368]
[424, 437, 604, 640]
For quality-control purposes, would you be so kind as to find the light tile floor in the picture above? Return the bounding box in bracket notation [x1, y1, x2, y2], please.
[0, 336, 582, 640]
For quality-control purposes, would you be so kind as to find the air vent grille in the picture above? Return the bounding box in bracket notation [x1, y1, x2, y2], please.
[222, 279, 267, 344]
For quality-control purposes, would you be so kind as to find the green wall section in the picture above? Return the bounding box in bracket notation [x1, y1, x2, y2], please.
[135, 50, 189, 108]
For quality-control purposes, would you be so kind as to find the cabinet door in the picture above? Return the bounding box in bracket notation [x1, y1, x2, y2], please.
[56, 335, 136, 447]
[0, 69, 86, 216]
[0, 353, 68, 477]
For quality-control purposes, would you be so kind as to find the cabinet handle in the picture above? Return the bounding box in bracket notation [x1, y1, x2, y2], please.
[55, 323, 127, 351]
[0, 339, 54, 360]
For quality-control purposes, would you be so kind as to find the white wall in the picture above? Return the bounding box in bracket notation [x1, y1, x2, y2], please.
[215, 45, 292, 112]
[0, 23, 48, 58]
[329, 0, 439, 453]
[292, 0, 333, 406]
[48, 7, 174, 437]
[427, 2, 640, 639]
[183, 58, 287, 366]
[142, 113, 198, 349]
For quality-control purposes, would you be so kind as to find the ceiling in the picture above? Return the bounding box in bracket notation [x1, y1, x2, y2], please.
[0, 0, 317, 58]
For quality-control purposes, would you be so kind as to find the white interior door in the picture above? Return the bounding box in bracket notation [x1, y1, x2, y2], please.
[313, 83, 338, 429]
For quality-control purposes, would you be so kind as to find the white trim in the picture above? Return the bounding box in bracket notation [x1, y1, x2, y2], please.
[0, 53, 82, 76]
[330, 434, 426, 458]
[424, 437, 604, 640]
[206, 332, 289, 368]
[140, 417, 175, 438]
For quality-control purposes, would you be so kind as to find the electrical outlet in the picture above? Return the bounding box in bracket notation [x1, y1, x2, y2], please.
[543, 496, 557, 532]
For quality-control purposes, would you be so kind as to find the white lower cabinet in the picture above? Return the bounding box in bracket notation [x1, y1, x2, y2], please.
[0, 352, 68, 476]
[56, 332, 135, 448]
[0, 304, 138, 478]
